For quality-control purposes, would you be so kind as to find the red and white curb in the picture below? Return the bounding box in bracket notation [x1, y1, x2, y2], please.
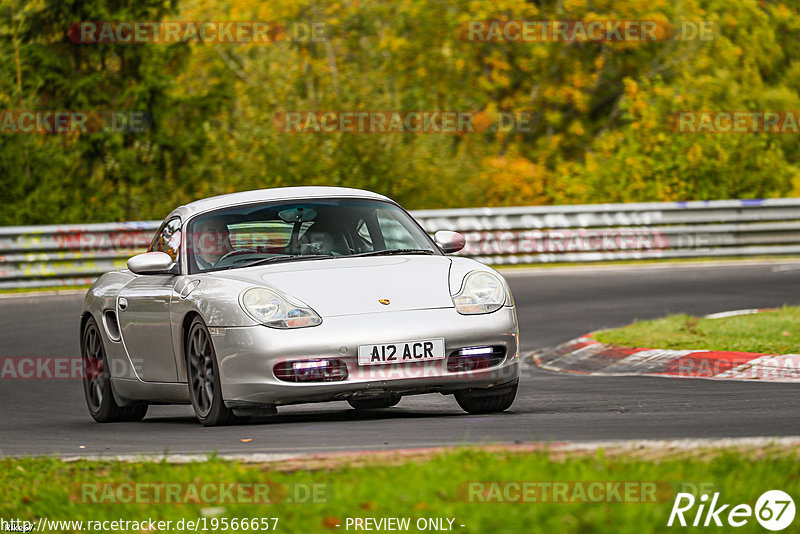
[532, 336, 800, 383]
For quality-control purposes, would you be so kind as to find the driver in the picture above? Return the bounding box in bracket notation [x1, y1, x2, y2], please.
[192, 216, 231, 270]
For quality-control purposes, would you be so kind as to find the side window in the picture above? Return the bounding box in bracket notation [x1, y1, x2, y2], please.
[149, 218, 182, 262]
[376, 209, 418, 249]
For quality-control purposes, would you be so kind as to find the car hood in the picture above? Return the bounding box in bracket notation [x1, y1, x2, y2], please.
[210, 255, 455, 317]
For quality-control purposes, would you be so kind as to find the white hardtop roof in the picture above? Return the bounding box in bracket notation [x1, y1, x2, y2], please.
[166, 186, 395, 221]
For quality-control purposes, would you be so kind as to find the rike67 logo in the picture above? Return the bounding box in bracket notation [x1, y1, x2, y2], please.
[668, 490, 795, 531]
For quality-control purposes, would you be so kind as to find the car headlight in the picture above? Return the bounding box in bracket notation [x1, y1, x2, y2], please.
[240, 288, 322, 329]
[452, 271, 507, 315]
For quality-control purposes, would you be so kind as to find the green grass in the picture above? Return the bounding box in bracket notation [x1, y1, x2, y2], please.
[1, 448, 798, 533]
[594, 306, 800, 354]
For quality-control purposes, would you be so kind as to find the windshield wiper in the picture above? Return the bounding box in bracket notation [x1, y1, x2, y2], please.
[350, 249, 436, 258]
[227, 254, 334, 270]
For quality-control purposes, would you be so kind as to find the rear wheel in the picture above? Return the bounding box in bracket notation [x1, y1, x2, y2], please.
[347, 394, 401, 410]
[186, 317, 238, 426]
[81, 317, 147, 423]
[454, 380, 518, 414]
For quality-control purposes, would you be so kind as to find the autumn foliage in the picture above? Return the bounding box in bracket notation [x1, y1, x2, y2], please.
[1, 0, 799, 224]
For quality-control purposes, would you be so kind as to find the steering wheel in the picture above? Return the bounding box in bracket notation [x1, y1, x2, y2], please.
[216, 249, 260, 264]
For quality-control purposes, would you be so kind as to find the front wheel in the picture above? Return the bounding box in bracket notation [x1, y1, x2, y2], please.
[186, 317, 238, 426]
[454, 380, 518, 414]
[81, 317, 147, 423]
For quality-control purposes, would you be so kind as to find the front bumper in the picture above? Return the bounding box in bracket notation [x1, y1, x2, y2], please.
[211, 306, 519, 406]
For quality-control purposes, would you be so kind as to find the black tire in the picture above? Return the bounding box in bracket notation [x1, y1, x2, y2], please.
[81, 317, 148, 423]
[347, 394, 401, 410]
[186, 316, 238, 426]
[454, 380, 518, 414]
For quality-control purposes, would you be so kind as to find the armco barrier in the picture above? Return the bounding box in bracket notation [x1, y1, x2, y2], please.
[0, 221, 159, 289]
[1, 198, 799, 289]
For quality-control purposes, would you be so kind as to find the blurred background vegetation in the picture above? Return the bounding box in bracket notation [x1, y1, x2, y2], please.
[1, 0, 800, 224]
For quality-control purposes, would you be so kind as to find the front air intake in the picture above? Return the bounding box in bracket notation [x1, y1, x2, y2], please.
[274, 359, 348, 382]
[102, 310, 121, 342]
[446, 346, 506, 372]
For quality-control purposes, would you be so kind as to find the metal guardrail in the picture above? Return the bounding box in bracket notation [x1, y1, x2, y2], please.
[0, 221, 159, 289]
[1, 198, 799, 289]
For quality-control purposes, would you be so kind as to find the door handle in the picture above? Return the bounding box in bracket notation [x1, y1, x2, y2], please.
[118, 297, 128, 311]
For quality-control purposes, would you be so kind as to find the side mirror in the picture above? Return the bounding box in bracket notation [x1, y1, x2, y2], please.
[127, 252, 177, 275]
[434, 230, 466, 254]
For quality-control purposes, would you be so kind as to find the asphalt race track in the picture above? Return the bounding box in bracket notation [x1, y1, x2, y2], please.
[1, 261, 799, 457]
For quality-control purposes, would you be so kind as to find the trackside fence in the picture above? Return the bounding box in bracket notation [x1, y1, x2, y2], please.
[1, 198, 799, 289]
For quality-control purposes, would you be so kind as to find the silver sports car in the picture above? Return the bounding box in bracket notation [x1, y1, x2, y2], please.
[80, 187, 520, 425]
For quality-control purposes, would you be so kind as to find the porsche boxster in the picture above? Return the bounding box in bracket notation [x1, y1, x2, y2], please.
[80, 187, 520, 425]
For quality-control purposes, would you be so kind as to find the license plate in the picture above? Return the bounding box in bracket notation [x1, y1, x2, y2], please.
[357, 338, 445, 366]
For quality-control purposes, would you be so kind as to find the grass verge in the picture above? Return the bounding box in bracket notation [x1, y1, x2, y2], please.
[1, 447, 798, 533]
[594, 306, 800, 354]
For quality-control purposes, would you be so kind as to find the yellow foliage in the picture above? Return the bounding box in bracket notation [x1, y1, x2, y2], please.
[478, 156, 549, 206]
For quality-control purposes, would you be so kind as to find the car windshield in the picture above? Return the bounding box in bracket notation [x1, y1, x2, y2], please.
[186, 198, 439, 273]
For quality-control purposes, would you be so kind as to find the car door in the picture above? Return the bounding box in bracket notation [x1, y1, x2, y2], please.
[117, 217, 182, 382]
